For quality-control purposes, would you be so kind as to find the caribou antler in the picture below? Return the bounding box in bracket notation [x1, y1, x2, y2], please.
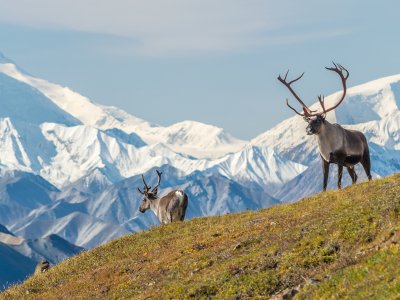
[151, 170, 163, 194]
[285, 99, 307, 117]
[317, 95, 326, 118]
[322, 62, 349, 114]
[277, 70, 314, 118]
[137, 174, 151, 195]
[278, 62, 349, 118]
[137, 171, 163, 195]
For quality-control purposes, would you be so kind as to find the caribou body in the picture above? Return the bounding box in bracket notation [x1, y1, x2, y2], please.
[137, 170, 188, 224]
[278, 62, 372, 191]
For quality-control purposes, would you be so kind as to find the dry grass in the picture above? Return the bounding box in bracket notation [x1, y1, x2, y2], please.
[1, 174, 399, 299]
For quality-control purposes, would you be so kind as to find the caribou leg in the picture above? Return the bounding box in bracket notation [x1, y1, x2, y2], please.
[361, 151, 372, 181]
[322, 158, 330, 192]
[347, 166, 357, 184]
[337, 164, 343, 189]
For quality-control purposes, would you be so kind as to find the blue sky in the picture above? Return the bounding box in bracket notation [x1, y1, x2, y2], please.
[0, 0, 399, 139]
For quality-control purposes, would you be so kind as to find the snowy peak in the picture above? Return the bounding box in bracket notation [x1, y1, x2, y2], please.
[0, 59, 153, 136]
[0, 118, 32, 171]
[0, 68, 80, 127]
[334, 74, 400, 125]
[161, 120, 242, 146]
[0, 59, 245, 159]
[147, 120, 246, 158]
[205, 145, 307, 189]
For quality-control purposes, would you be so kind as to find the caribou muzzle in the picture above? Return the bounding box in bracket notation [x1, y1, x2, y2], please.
[306, 124, 315, 135]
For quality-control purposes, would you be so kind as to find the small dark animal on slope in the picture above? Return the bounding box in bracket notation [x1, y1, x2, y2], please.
[137, 170, 188, 224]
[278, 62, 372, 191]
[34, 260, 50, 275]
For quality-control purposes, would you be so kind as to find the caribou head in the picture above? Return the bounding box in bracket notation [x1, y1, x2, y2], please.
[278, 62, 349, 136]
[306, 115, 325, 135]
[137, 170, 162, 213]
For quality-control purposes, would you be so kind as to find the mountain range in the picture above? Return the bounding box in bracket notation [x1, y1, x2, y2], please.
[0, 52, 398, 289]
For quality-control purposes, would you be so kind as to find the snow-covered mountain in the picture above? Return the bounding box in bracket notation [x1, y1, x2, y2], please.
[0, 61, 245, 159]
[0, 55, 303, 189]
[201, 145, 306, 193]
[0, 118, 302, 189]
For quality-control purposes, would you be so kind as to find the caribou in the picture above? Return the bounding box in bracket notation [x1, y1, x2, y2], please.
[278, 62, 372, 191]
[137, 170, 188, 224]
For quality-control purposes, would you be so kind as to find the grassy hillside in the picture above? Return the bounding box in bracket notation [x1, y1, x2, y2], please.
[1, 174, 399, 299]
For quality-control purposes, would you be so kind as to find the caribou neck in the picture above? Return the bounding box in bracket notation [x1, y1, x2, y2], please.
[315, 120, 344, 162]
[316, 119, 342, 138]
[149, 197, 162, 220]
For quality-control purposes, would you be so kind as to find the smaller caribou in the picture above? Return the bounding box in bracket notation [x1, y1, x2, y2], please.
[137, 170, 188, 224]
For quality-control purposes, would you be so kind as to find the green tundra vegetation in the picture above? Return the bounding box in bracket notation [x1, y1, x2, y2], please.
[1, 174, 399, 299]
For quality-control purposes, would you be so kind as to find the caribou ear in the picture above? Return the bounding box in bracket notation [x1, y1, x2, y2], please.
[152, 187, 158, 195]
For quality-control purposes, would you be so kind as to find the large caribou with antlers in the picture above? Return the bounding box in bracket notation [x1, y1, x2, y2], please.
[137, 170, 188, 224]
[278, 62, 372, 191]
